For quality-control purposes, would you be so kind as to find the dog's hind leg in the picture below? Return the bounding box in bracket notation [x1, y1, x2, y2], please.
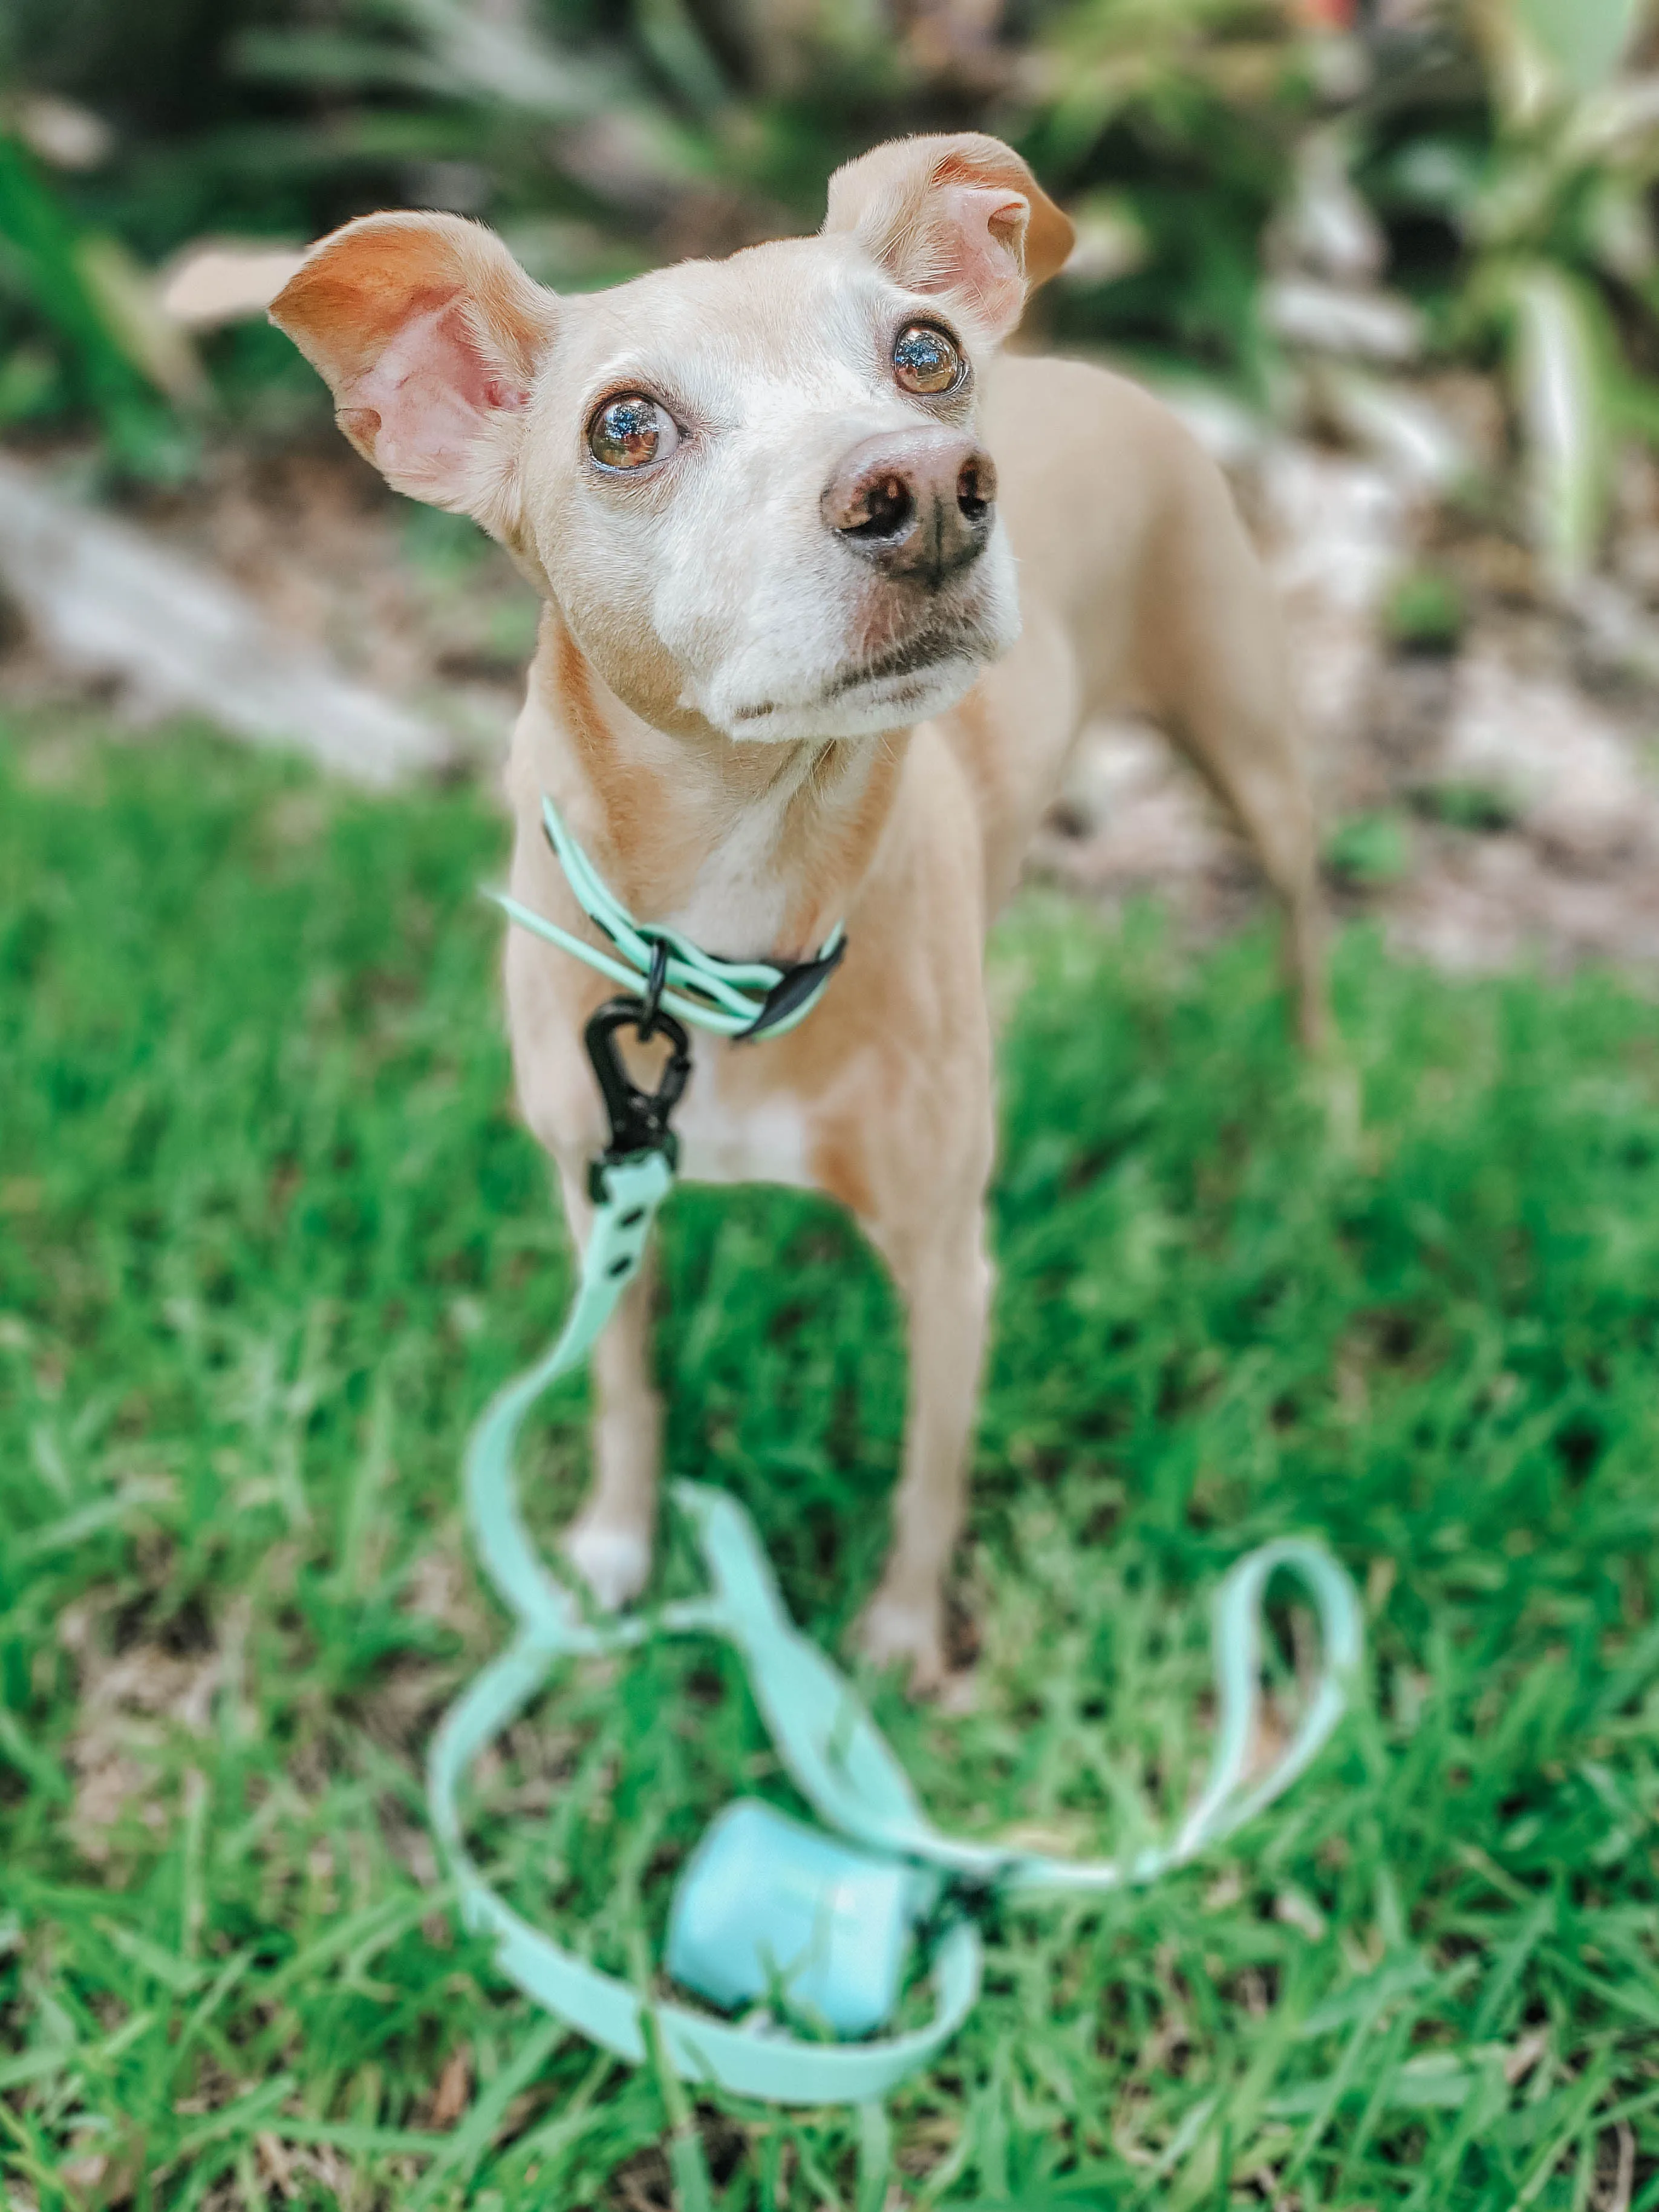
[1176, 697, 1326, 1053]
[1138, 447, 1326, 1049]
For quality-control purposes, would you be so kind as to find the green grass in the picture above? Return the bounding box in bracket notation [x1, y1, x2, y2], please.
[4, 712, 1659, 2211]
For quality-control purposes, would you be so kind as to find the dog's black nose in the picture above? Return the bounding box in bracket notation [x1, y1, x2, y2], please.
[822, 430, 996, 589]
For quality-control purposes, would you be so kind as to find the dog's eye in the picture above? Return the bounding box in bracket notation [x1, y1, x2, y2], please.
[893, 324, 962, 397]
[588, 394, 679, 471]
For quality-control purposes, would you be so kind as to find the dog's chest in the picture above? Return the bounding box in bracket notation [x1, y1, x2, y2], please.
[673, 1047, 812, 1191]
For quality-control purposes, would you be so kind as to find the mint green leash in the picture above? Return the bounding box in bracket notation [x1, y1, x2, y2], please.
[427, 798, 1365, 2107]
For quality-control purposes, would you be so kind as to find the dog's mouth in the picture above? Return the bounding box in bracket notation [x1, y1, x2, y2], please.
[728, 628, 986, 728]
[823, 628, 980, 699]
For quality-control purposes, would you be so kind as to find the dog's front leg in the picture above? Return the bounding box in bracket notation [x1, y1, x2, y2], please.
[556, 1169, 664, 1610]
[506, 924, 665, 1610]
[855, 1203, 992, 1694]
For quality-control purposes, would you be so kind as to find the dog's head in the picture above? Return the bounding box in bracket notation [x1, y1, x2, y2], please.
[271, 134, 1072, 743]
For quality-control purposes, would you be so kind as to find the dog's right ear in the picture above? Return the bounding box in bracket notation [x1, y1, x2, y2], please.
[824, 133, 1073, 345]
[270, 211, 556, 538]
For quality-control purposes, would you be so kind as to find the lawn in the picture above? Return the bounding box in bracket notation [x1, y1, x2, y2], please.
[4, 710, 1659, 2211]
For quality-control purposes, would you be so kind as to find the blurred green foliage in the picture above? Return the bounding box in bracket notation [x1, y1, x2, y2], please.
[1323, 806, 1415, 887]
[1383, 561, 1467, 650]
[0, 0, 1314, 466]
[4, 0, 1659, 577]
[1364, 0, 1659, 578]
[0, 134, 158, 457]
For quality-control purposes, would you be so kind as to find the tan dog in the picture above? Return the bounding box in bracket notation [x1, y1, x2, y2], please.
[273, 132, 1320, 1692]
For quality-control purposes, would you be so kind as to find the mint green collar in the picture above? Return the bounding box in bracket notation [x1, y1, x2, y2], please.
[492, 793, 846, 1039]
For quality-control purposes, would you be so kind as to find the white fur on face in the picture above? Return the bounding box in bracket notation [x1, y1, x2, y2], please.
[522, 238, 1022, 742]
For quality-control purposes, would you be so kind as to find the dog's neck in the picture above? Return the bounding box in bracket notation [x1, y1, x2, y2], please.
[520, 610, 910, 963]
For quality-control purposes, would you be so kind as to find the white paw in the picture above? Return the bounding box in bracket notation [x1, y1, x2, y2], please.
[563, 1518, 652, 1611]
[852, 1588, 948, 1699]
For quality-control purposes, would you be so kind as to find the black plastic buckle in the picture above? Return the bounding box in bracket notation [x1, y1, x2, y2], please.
[740, 936, 849, 1040]
[585, 996, 692, 1199]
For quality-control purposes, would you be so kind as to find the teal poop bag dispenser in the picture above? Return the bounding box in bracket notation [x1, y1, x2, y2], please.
[667, 1798, 940, 2038]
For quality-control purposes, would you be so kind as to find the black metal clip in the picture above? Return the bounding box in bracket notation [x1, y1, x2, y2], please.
[584, 995, 692, 1198]
[637, 936, 670, 1039]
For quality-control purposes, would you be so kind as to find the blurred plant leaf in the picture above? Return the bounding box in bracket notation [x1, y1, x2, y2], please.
[394, 0, 624, 120]
[1516, 0, 1642, 100]
[230, 28, 462, 98]
[1325, 810, 1412, 889]
[1572, 70, 1659, 157]
[1386, 137, 1486, 221]
[233, 1, 628, 124]
[1320, 367, 1469, 492]
[634, 0, 731, 117]
[1384, 565, 1467, 654]
[0, 132, 176, 466]
[0, 343, 57, 424]
[160, 242, 307, 331]
[76, 236, 204, 405]
[1583, 175, 1656, 281]
[1507, 259, 1610, 585]
[1058, 190, 1149, 286]
[13, 93, 113, 173]
[1277, 125, 1383, 285]
[232, 0, 706, 214]
[1263, 276, 1421, 360]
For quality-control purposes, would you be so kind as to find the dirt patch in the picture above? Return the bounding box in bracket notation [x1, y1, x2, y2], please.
[56, 1592, 231, 1864]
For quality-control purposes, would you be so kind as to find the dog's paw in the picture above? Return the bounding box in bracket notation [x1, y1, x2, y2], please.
[852, 1587, 948, 1699]
[562, 1516, 652, 1611]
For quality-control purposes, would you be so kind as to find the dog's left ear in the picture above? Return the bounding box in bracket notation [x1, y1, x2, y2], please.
[824, 132, 1074, 345]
